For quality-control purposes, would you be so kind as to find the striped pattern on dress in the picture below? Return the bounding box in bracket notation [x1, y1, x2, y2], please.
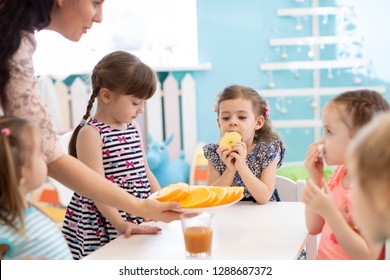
[0, 206, 73, 259]
[62, 120, 151, 259]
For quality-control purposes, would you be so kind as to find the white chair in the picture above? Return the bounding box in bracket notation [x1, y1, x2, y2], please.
[276, 175, 318, 259]
[48, 131, 74, 206]
[276, 175, 305, 202]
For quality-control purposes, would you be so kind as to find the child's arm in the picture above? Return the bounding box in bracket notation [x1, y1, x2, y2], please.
[302, 180, 325, 234]
[232, 143, 279, 204]
[145, 167, 161, 193]
[241, 155, 279, 204]
[207, 146, 237, 186]
[324, 205, 384, 259]
[207, 160, 236, 186]
[133, 121, 161, 193]
[304, 180, 383, 259]
[76, 126, 159, 235]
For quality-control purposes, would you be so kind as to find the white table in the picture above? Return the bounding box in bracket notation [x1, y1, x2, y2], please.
[84, 202, 308, 260]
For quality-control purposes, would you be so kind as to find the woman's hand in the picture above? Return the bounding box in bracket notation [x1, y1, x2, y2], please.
[140, 199, 182, 223]
[304, 143, 324, 186]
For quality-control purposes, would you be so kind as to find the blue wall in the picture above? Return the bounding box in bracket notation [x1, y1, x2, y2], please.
[194, 0, 390, 163]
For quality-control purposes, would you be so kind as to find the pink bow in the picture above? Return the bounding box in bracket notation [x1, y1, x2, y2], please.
[265, 101, 270, 118]
[1, 128, 11, 136]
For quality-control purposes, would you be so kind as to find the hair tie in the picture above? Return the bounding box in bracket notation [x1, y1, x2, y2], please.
[265, 101, 270, 118]
[79, 119, 87, 127]
[1, 128, 11, 136]
[213, 103, 218, 113]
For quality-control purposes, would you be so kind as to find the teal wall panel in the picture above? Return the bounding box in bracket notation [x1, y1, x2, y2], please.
[195, 0, 390, 163]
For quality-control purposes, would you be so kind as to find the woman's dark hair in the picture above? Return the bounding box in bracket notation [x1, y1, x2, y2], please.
[0, 0, 54, 109]
[68, 51, 157, 157]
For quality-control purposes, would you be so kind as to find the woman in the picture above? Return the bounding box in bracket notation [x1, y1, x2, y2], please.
[0, 0, 180, 222]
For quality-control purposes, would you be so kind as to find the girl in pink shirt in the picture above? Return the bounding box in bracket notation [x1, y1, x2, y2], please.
[303, 90, 388, 259]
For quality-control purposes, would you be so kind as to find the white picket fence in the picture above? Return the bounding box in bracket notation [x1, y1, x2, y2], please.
[38, 73, 198, 164]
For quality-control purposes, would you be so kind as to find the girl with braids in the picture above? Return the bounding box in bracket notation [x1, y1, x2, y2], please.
[303, 90, 389, 259]
[203, 85, 285, 204]
[62, 51, 162, 259]
[0, 116, 72, 259]
[0, 0, 180, 242]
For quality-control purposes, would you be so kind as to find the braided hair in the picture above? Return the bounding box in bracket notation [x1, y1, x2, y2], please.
[330, 90, 390, 135]
[68, 51, 157, 157]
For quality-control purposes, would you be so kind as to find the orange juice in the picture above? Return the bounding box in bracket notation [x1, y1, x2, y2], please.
[183, 226, 213, 254]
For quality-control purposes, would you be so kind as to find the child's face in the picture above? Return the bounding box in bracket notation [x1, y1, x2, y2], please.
[20, 130, 47, 194]
[217, 97, 263, 145]
[320, 103, 352, 165]
[352, 183, 390, 243]
[109, 94, 145, 124]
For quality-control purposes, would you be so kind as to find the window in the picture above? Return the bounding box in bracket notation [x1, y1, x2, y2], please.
[34, 0, 198, 77]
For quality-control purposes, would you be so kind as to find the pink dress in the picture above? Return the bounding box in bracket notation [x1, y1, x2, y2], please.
[4, 32, 62, 163]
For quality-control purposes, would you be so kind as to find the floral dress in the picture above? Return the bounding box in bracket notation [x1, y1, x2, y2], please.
[62, 119, 151, 259]
[5, 32, 62, 163]
[203, 140, 285, 202]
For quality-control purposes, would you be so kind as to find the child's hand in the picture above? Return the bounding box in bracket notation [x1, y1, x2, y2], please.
[304, 143, 324, 186]
[217, 146, 236, 172]
[302, 179, 334, 218]
[229, 142, 248, 172]
[120, 221, 161, 238]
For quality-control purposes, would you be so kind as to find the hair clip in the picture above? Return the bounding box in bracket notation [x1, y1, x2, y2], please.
[1, 128, 11, 136]
[265, 101, 270, 118]
[79, 119, 87, 127]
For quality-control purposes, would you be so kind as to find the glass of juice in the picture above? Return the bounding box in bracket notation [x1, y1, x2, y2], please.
[181, 212, 213, 258]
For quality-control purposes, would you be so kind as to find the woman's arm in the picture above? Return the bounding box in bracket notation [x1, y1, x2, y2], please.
[48, 155, 180, 222]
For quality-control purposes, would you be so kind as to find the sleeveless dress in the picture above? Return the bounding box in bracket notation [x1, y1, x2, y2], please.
[62, 119, 151, 259]
[203, 140, 285, 202]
